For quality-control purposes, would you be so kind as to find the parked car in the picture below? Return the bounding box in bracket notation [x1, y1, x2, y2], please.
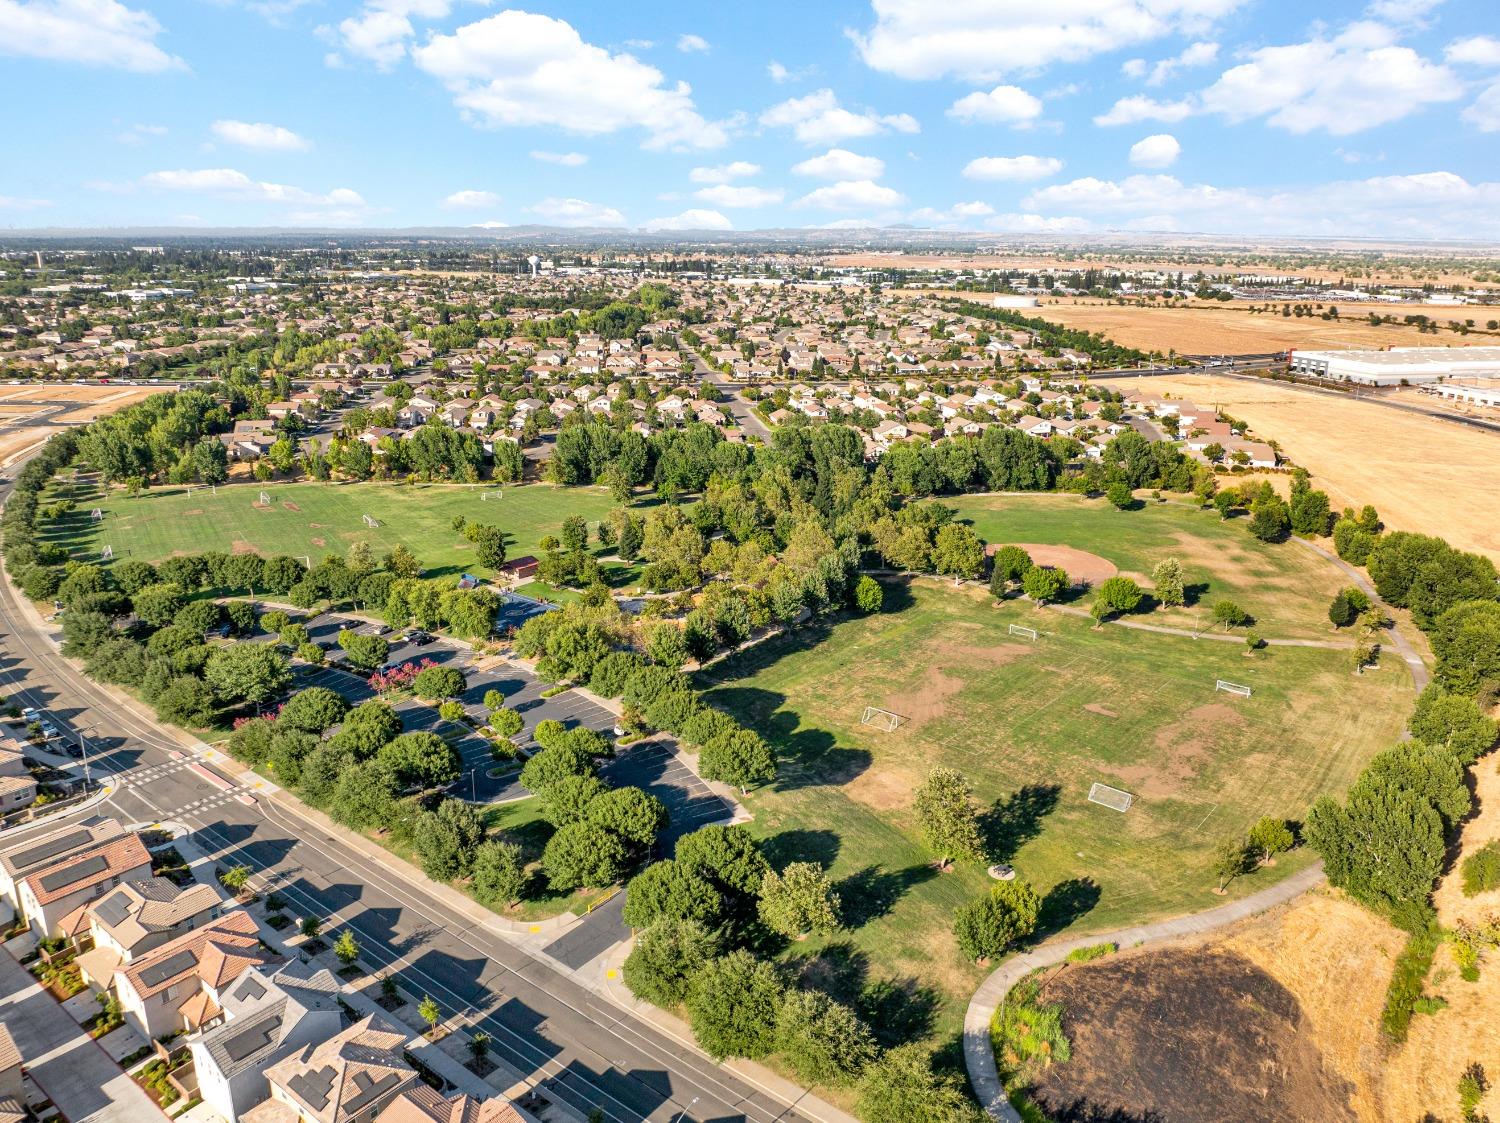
[402, 630, 434, 646]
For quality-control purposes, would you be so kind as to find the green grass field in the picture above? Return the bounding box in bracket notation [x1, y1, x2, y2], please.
[41, 478, 623, 586]
[949, 493, 1347, 640]
[700, 578, 1413, 1042]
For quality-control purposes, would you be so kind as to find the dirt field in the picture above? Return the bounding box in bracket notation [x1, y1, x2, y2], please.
[1030, 947, 1357, 1123]
[1138, 374, 1499, 560]
[0, 385, 160, 469]
[1008, 543, 1117, 587]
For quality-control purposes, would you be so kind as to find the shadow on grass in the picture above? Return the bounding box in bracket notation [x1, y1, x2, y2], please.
[835, 863, 938, 928]
[1033, 876, 1102, 941]
[859, 975, 941, 1049]
[980, 783, 1061, 864]
[701, 685, 872, 791]
[760, 827, 841, 872]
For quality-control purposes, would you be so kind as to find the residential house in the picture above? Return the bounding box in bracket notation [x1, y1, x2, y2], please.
[254, 1013, 416, 1123]
[0, 817, 124, 913]
[0, 736, 36, 816]
[73, 877, 224, 989]
[16, 833, 153, 938]
[0, 1025, 22, 1123]
[396, 396, 438, 428]
[375, 1088, 526, 1123]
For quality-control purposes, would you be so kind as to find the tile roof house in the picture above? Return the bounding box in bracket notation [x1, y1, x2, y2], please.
[0, 1025, 21, 1123]
[185, 960, 343, 1123]
[16, 832, 153, 938]
[114, 910, 276, 1040]
[0, 736, 36, 816]
[0, 816, 124, 910]
[73, 876, 224, 989]
[375, 1087, 526, 1123]
[256, 1013, 417, 1123]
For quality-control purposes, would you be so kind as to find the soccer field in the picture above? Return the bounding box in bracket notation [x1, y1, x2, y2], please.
[43, 478, 620, 578]
[700, 580, 1413, 1037]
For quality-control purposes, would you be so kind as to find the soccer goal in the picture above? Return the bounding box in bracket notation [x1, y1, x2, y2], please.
[481, 490, 503, 501]
[100, 544, 113, 560]
[1007, 624, 1039, 641]
[860, 706, 904, 732]
[1214, 679, 1253, 697]
[362, 514, 379, 529]
[90, 508, 103, 521]
[258, 491, 271, 506]
[1088, 782, 1134, 812]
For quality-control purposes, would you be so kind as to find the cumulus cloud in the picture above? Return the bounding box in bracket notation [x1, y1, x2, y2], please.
[985, 211, 1090, 232]
[530, 150, 588, 165]
[1022, 169, 1500, 238]
[946, 84, 1043, 124]
[791, 148, 886, 180]
[1464, 82, 1500, 131]
[793, 179, 905, 210]
[689, 161, 760, 184]
[1129, 133, 1181, 168]
[909, 200, 995, 226]
[0, 0, 185, 72]
[962, 155, 1063, 181]
[852, 0, 1247, 81]
[322, 0, 461, 70]
[528, 196, 627, 227]
[211, 120, 312, 151]
[412, 10, 729, 150]
[1197, 22, 1460, 134]
[1446, 35, 1500, 67]
[1142, 40, 1217, 85]
[676, 33, 708, 52]
[116, 122, 167, 144]
[694, 184, 784, 207]
[141, 168, 365, 208]
[760, 89, 918, 145]
[442, 189, 500, 208]
[1094, 94, 1195, 126]
[645, 208, 731, 231]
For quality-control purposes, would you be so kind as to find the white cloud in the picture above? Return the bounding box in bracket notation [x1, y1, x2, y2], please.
[325, 0, 457, 70]
[0, 0, 185, 72]
[528, 197, 627, 227]
[1094, 94, 1195, 126]
[0, 195, 53, 210]
[139, 168, 369, 217]
[694, 184, 784, 207]
[760, 88, 919, 145]
[1198, 22, 1460, 135]
[1121, 58, 1148, 78]
[791, 148, 886, 180]
[1144, 39, 1217, 85]
[909, 200, 995, 225]
[689, 161, 761, 184]
[442, 189, 500, 208]
[469, 219, 509, 228]
[530, 150, 588, 165]
[853, 0, 1248, 81]
[946, 84, 1043, 124]
[1022, 169, 1500, 238]
[962, 155, 1063, 181]
[413, 10, 729, 150]
[644, 208, 731, 231]
[1129, 133, 1181, 168]
[210, 119, 312, 152]
[1464, 82, 1500, 131]
[1365, 0, 1444, 24]
[1446, 36, 1500, 67]
[985, 211, 1090, 232]
[676, 33, 708, 52]
[793, 179, 906, 210]
[116, 122, 167, 144]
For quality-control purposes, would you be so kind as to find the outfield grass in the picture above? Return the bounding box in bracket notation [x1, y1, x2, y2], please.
[41, 478, 624, 586]
[948, 493, 1347, 639]
[700, 579, 1412, 1042]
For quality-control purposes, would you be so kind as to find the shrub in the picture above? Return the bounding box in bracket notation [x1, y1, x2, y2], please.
[1064, 943, 1116, 963]
[1462, 842, 1500, 897]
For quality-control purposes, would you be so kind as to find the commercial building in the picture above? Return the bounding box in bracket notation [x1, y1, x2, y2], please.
[1288, 346, 1500, 386]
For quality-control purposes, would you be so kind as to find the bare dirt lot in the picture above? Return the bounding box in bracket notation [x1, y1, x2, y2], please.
[1141, 373, 1500, 561]
[0, 385, 161, 467]
[1030, 946, 1357, 1123]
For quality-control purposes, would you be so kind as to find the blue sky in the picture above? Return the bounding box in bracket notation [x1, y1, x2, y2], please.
[2, 0, 1498, 238]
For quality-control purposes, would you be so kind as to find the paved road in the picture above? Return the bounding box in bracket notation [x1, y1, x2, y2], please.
[0, 938, 165, 1122]
[0, 587, 807, 1123]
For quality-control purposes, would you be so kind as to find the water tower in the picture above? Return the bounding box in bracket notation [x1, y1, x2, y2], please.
[527, 255, 541, 277]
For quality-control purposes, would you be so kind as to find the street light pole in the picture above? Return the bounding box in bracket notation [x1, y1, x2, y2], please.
[78, 731, 93, 791]
[670, 1098, 699, 1123]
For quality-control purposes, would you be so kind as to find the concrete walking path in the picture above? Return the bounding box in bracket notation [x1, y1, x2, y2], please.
[963, 862, 1326, 1122]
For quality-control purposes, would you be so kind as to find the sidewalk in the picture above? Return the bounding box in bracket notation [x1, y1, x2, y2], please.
[594, 942, 862, 1123]
[0, 937, 165, 1122]
[962, 862, 1326, 1122]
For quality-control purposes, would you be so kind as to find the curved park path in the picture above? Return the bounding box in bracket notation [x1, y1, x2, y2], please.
[963, 862, 1326, 1121]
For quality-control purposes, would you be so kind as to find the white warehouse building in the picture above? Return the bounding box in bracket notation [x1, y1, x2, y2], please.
[1289, 346, 1500, 386]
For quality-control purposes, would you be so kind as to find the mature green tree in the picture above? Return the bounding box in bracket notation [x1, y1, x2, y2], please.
[541, 774, 608, 827]
[854, 575, 884, 613]
[337, 629, 389, 672]
[1150, 558, 1185, 607]
[464, 522, 508, 572]
[775, 990, 878, 1087]
[586, 786, 668, 848]
[1362, 740, 1470, 830]
[1328, 589, 1358, 628]
[204, 644, 291, 706]
[1409, 685, 1499, 765]
[856, 1044, 983, 1123]
[914, 767, 985, 869]
[989, 546, 1033, 596]
[1094, 575, 1144, 619]
[1212, 600, 1249, 627]
[1248, 817, 1294, 865]
[1021, 566, 1068, 605]
[412, 665, 465, 701]
[931, 524, 985, 580]
[489, 707, 524, 738]
[329, 762, 400, 832]
[685, 951, 783, 1060]
[1248, 495, 1291, 542]
[154, 675, 217, 726]
[1105, 480, 1133, 510]
[276, 687, 348, 734]
[758, 862, 841, 938]
[377, 731, 461, 789]
[519, 743, 596, 795]
[1431, 600, 1500, 695]
[1306, 779, 1446, 926]
[622, 917, 720, 1008]
[414, 798, 484, 881]
[953, 879, 1040, 962]
[675, 824, 771, 901]
[131, 582, 186, 627]
[541, 821, 629, 890]
[470, 840, 526, 908]
[699, 728, 776, 792]
[621, 859, 724, 930]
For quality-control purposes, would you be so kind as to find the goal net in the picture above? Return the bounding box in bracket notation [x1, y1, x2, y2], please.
[1215, 679, 1253, 697]
[1007, 624, 1039, 641]
[1088, 783, 1134, 812]
[258, 491, 271, 506]
[860, 706, 903, 732]
[100, 545, 113, 560]
[90, 508, 103, 521]
[482, 490, 503, 501]
[362, 514, 379, 528]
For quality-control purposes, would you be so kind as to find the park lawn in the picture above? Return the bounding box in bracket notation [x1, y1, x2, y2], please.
[699, 580, 1412, 1043]
[947, 492, 1347, 641]
[41, 477, 622, 581]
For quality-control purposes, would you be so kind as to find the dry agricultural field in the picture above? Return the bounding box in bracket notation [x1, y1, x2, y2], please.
[1141, 373, 1500, 562]
[0, 384, 161, 468]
